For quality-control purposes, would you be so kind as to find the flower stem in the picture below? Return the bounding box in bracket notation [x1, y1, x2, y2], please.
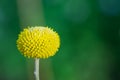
[34, 58, 40, 80]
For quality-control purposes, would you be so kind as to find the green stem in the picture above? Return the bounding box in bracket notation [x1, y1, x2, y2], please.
[34, 58, 40, 80]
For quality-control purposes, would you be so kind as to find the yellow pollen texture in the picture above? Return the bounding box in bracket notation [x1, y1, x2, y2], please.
[16, 26, 60, 58]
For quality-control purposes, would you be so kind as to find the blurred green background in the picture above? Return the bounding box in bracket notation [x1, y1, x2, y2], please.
[0, 0, 120, 80]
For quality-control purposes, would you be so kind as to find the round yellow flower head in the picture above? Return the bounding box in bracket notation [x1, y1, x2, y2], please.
[17, 26, 60, 58]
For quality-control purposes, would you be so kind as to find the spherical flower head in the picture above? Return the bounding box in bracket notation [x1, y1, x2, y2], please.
[16, 26, 60, 58]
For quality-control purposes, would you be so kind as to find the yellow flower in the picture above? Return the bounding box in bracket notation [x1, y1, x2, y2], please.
[16, 26, 60, 58]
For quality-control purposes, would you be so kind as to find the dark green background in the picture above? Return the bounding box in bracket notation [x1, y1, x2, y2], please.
[0, 0, 120, 80]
